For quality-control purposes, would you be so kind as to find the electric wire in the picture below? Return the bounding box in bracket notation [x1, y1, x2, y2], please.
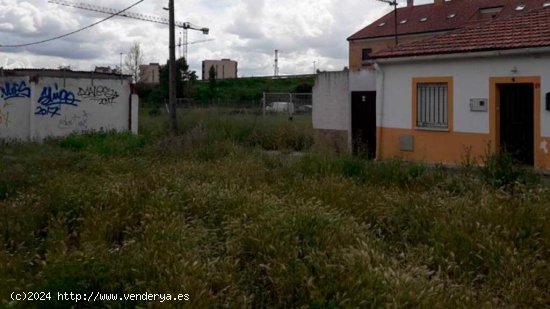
[0, 0, 145, 48]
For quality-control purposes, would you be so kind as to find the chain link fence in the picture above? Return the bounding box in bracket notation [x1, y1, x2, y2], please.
[262, 93, 312, 117]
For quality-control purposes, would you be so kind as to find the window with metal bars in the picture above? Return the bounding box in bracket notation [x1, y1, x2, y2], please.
[416, 83, 448, 129]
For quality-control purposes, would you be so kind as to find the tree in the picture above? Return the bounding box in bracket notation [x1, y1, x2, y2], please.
[208, 66, 217, 84]
[208, 66, 217, 100]
[147, 57, 197, 104]
[125, 42, 144, 83]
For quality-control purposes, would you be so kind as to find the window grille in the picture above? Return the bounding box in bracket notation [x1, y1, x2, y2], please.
[417, 83, 448, 129]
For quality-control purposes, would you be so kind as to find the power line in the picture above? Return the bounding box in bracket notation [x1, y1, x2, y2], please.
[0, 0, 145, 48]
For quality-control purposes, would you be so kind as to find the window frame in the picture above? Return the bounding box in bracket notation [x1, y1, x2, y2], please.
[361, 48, 373, 61]
[412, 77, 454, 132]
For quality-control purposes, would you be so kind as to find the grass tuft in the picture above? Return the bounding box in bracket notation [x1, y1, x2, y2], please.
[0, 107, 549, 307]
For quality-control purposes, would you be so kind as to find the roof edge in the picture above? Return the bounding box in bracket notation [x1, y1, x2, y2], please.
[348, 28, 458, 42]
[371, 46, 550, 63]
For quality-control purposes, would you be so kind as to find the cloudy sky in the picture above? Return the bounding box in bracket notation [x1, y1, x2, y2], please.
[0, 0, 432, 77]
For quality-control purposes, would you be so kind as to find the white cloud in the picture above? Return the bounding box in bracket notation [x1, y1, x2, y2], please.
[0, 0, 434, 75]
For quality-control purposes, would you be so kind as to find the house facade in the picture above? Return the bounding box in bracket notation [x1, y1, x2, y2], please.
[370, 5, 550, 169]
[314, 0, 550, 169]
[373, 54, 550, 168]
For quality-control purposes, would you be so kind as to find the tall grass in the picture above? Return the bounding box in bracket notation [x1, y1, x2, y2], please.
[141, 107, 313, 152]
[0, 108, 549, 307]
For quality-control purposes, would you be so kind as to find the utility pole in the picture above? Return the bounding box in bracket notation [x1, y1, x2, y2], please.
[119, 52, 123, 81]
[274, 50, 279, 77]
[376, 0, 398, 46]
[169, 0, 177, 133]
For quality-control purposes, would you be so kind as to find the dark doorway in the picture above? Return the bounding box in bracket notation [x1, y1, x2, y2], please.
[351, 91, 376, 159]
[499, 83, 534, 165]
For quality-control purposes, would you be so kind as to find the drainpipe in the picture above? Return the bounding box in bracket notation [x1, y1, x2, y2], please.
[374, 62, 384, 160]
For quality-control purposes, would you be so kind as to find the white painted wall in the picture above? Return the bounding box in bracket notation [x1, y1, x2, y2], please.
[0, 77, 31, 140]
[313, 71, 350, 131]
[349, 68, 377, 92]
[0, 75, 138, 141]
[377, 54, 550, 136]
[313, 69, 377, 132]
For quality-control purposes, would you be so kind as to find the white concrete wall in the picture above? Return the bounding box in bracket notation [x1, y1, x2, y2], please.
[349, 68, 377, 92]
[377, 54, 550, 136]
[0, 75, 138, 141]
[0, 77, 31, 140]
[313, 71, 350, 131]
[313, 69, 377, 132]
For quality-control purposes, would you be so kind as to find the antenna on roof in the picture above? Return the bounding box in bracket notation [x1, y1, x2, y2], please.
[376, 0, 399, 46]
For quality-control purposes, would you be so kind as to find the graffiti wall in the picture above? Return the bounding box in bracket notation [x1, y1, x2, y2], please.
[0, 77, 31, 139]
[0, 75, 138, 140]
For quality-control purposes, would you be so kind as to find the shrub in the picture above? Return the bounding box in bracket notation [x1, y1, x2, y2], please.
[480, 152, 540, 189]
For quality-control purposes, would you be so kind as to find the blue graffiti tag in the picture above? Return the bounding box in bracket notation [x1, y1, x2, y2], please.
[34, 84, 80, 117]
[0, 81, 31, 101]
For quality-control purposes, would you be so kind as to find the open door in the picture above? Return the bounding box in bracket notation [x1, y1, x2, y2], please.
[351, 91, 376, 159]
[498, 83, 534, 165]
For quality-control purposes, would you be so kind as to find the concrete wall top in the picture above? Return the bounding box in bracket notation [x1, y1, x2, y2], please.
[1, 69, 132, 81]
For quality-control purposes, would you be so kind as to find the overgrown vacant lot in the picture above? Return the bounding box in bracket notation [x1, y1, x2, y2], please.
[1, 108, 549, 308]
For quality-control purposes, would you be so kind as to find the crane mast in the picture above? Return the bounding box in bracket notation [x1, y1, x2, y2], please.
[48, 0, 209, 60]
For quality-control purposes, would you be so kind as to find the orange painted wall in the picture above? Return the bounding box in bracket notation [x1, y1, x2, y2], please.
[377, 127, 492, 165]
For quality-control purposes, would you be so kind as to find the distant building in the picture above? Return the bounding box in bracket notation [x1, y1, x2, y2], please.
[139, 63, 161, 84]
[202, 59, 238, 80]
[94, 66, 115, 74]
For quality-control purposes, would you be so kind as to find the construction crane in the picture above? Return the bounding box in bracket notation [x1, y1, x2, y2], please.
[48, 0, 209, 60]
[178, 37, 215, 60]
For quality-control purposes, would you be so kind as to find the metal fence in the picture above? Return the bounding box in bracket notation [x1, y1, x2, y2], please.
[262, 92, 312, 116]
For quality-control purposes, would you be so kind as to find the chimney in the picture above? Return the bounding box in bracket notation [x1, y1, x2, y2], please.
[407, 0, 414, 7]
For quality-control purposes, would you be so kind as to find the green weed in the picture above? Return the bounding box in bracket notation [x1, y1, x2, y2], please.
[0, 108, 549, 308]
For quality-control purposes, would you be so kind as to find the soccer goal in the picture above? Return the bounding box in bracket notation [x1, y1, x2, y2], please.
[262, 92, 312, 117]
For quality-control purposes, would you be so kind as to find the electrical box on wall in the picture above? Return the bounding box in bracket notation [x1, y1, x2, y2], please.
[546, 92, 550, 111]
[470, 98, 488, 112]
[399, 135, 414, 152]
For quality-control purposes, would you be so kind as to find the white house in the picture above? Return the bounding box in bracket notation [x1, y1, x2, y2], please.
[313, 0, 550, 170]
[371, 5, 550, 170]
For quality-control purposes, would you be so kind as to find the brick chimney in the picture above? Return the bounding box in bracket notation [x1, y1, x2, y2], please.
[407, 0, 414, 7]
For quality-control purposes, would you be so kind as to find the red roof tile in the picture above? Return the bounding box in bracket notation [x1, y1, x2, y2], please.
[348, 0, 548, 41]
[371, 6, 550, 59]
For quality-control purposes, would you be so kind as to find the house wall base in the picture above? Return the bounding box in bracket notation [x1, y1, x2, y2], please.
[377, 127, 492, 165]
[314, 129, 350, 154]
